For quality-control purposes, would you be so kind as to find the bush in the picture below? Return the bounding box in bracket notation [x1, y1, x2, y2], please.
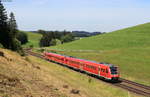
[29, 44, 34, 48]
[11, 39, 25, 56]
[0, 43, 4, 48]
[37, 48, 45, 53]
[50, 39, 57, 46]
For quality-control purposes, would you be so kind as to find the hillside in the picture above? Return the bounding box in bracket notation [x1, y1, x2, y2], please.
[23, 32, 42, 48]
[49, 23, 150, 85]
[0, 48, 139, 97]
[50, 23, 150, 50]
[0, 48, 67, 97]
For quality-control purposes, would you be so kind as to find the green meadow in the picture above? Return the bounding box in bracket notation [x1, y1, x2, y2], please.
[48, 23, 150, 85]
[23, 32, 42, 48]
[50, 23, 150, 50]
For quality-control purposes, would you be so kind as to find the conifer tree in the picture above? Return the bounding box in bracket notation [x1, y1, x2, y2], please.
[0, 1, 24, 55]
[0, 0, 10, 48]
[8, 12, 18, 38]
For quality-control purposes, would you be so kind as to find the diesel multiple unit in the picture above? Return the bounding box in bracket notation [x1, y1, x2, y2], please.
[44, 52, 120, 81]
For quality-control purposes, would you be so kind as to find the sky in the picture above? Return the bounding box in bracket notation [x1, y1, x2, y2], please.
[2, 0, 150, 32]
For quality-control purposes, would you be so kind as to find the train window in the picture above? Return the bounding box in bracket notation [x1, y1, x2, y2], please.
[106, 69, 108, 73]
[69, 60, 80, 65]
[101, 68, 103, 72]
[101, 69, 105, 72]
[110, 67, 117, 74]
[86, 65, 96, 70]
[80, 63, 84, 66]
[101, 68, 105, 72]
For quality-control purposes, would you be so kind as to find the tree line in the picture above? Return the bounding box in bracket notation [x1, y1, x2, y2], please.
[0, 1, 28, 55]
[38, 30, 75, 47]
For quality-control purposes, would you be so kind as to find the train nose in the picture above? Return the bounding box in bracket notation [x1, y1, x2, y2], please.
[111, 74, 119, 81]
[111, 77, 119, 81]
[112, 74, 118, 77]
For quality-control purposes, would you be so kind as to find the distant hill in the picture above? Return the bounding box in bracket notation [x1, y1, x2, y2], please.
[29, 30, 102, 37]
[72, 31, 102, 37]
[49, 23, 150, 85]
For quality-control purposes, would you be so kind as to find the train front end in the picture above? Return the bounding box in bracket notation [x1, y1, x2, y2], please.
[109, 66, 120, 81]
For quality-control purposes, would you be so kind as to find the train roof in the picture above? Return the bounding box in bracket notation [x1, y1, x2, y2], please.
[78, 58, 114, 67]
[45, 52, 115, 67]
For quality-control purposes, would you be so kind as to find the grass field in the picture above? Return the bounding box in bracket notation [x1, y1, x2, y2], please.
[23, 32, 42, 48]
[48, 23, 150, 86]
[50, 23, 150, 50]
[29, 55, 140, 97]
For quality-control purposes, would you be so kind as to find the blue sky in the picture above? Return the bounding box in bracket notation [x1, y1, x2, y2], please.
[3, 0, 150, 32]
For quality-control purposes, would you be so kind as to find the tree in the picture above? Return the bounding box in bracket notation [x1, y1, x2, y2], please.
[39, 32, 56, 47]
[8, 12, 19, 50]
[37, 29, 46, 34]
[39, 30, 75, 47]
[39, 34, 52, 47]
[0, 1, 24, 55]
[50, 39, 57, 46]
[7, 12, 23, 52]
[61, 33, 74, 44]
[17, 31, 28, 44]
[8, 12, 18, 38]
[0, 0, 10, 48]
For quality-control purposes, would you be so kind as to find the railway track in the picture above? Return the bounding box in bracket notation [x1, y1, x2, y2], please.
[25, 50, 150, 97]
[113, 80, 150, 97]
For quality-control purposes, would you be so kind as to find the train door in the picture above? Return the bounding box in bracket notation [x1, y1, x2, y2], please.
[98, 66, 101, 76]
[80, 62, 84, 71]
[105, 67, 109, 78]
[100, 67, 107, 78]
[64, 57, 68, 65]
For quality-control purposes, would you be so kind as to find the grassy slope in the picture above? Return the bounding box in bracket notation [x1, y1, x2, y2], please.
[0, 48, 139, 97]
[50, 23, 150, 50]
[0, 48, 67, 97]
[49, 23, 150, 85]
[23, 32, 42, 48]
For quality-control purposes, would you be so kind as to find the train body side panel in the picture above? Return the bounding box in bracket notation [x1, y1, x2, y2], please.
[82, 61, 99, 75]
[44, 52, 119, 80]
[68, 58, 80, 69]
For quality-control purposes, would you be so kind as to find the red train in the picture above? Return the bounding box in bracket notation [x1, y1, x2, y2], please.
[44, 52, 120, 81]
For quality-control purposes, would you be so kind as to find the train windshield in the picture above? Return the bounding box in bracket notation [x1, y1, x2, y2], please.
[110, 67, 118, 74]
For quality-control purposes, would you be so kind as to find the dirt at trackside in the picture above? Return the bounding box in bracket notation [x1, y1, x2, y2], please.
[0, 48, 84, 97]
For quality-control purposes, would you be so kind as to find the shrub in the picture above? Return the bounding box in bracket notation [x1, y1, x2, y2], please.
[0, 43, 4, 48]
[29, 44, 34, 48]
[11, 39, 25, 56]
